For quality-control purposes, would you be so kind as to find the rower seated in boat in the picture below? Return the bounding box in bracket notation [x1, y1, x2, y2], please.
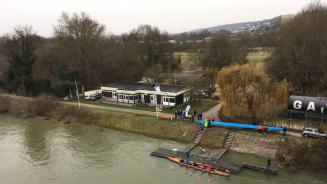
[191, 161, 198, 167]
[183, 159, 189, 165]
[207, 165, 213, 172]
[198, 163, 205, 169]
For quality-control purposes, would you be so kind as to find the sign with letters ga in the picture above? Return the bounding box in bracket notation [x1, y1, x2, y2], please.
[288, 95, 327, 114]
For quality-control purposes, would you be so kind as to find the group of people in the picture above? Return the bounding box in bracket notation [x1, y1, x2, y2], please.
[180, 159, 214, 172]
[200, 119, 213, 132]
[257, 122, 269, 133]
[257, 120, 288, 136]
[174, 108, 187, 120]
[174, 108, 204, 122]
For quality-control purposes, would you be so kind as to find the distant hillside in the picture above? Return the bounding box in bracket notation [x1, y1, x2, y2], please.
[189, 15, 294, 34]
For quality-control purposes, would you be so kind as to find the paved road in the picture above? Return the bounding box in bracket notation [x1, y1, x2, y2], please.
[203, 103, 221, 121]
[66, 101, 221, 120]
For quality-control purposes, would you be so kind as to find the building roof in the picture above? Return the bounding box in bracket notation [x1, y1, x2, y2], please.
[102, 83, 190, 93]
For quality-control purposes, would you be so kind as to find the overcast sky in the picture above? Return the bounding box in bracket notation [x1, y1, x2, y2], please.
[0, 0, 325, 37]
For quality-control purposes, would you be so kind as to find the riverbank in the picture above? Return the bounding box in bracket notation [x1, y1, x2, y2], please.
[1, 115, 326, 184]
[1, 94, 326, 172]
[0, 94, 198, 143]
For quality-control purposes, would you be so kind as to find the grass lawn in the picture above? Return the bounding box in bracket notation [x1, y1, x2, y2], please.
[246, 48, 273, 64]
[173, 51, 201, 71]
[174, 99, 217, 114]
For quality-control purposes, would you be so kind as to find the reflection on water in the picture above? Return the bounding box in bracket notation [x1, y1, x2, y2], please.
[23, 121, 52, 166]
[0, 114, 326, 184]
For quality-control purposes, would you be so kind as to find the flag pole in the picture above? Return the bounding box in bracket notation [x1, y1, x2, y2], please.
[75, 77, 80, 108]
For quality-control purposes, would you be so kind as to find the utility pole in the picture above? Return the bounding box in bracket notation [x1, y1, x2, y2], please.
[75, 77, 80, 108]
[321, 107, 324, 127]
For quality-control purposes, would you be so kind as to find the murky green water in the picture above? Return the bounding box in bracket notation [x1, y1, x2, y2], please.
[0, 114, 326, 184]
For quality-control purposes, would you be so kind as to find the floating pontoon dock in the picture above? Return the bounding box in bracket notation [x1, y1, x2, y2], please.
[150, 148, 279, 175]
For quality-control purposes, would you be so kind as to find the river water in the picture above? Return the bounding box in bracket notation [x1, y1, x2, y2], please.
[0, 114, 326, 184]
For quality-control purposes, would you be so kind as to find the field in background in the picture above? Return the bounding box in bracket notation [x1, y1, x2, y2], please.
[173, 51, 201, 71]
[246, 48, 274, 64]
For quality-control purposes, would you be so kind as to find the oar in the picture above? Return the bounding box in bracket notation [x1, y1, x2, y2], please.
[188, 169, 197, 176]
[171, 164, 181, 171]
[207, 173, 212, 182]
[197, 170, 206, 180]
[184, 166, 190, 174]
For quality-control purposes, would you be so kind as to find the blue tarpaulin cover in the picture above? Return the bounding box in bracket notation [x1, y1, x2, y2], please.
[195, 120, 284, 132]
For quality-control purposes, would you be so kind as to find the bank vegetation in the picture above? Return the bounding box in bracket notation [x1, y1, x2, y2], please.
[276, 138, 327, 172]
[0, 94, 198, 142]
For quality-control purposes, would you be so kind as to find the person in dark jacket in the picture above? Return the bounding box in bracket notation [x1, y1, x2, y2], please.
[193, 110, 197, 119]
[200, 122, 204, 133]
[266, 158, 272, 169]
[199, 113, 203, 120]
[283, 127, 288, 136]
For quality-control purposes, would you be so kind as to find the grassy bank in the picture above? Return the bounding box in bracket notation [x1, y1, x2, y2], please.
[94, 109, 198, 142]
[0, 94, 198, 143]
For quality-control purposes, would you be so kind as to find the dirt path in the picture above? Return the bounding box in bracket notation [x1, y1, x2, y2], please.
[203, 103, 221, 121]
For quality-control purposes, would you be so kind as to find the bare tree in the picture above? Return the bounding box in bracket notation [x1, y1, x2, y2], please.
[6, 25, 39, 95]
[54, 12, 106, 90]
[267, 1, 327, 95]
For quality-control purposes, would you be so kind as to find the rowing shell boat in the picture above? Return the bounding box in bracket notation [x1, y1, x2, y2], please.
[167, 157, 230, 177]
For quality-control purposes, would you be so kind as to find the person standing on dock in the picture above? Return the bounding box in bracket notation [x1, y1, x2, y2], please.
[266, 158, 272, 169]
[185, 151, 190, 160]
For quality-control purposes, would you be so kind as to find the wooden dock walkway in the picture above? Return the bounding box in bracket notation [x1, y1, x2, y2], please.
[183, 129, 206, 154]
[222, 130, 237, 151]
[150, 127, 279, 175]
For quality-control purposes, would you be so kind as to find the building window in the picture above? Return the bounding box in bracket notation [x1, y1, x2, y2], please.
[170, 98, 176, 103]
[129, 96, 134, 100]
[164, 96, 175, 103]
[118, 94, 123, 99]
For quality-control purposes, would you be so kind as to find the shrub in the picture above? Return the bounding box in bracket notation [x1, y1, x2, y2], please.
[27, 95, 61, 116]
[1, 94, 97, 123]
[57, 105, 98, 124]
[0, 95, 9, 113]
[276, 139, 327, 171]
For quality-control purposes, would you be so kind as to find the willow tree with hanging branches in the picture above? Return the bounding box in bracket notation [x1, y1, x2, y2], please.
[218, 64, 289, 121]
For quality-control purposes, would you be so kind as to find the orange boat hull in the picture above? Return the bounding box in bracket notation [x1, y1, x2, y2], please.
[167, 157, 230, 177]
